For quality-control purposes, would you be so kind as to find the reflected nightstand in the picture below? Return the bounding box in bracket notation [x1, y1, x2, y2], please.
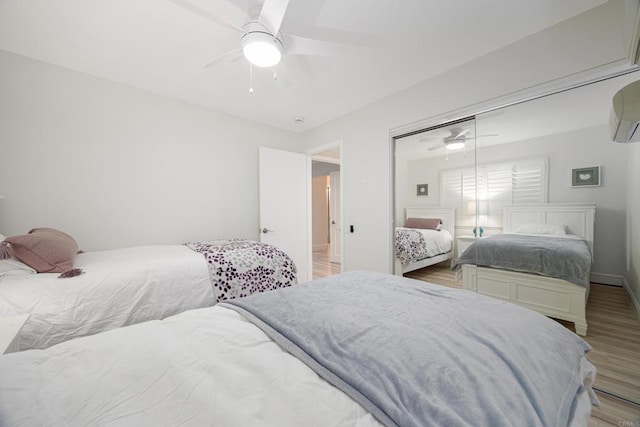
[456, 235, 479, 260]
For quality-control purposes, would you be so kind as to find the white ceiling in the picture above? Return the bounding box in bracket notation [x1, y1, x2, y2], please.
[0, 0, 607, 132]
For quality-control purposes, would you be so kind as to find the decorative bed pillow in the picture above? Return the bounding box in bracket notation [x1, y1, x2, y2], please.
[5, 228, 79, 273]
[405, 217, 442, 230]
[513, 223, 566, 235]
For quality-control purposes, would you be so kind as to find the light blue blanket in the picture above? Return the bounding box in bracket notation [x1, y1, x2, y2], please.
[221, 271, 593, 427]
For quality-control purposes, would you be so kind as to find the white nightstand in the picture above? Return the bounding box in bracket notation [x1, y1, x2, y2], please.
[456, 235, 479, 260]
[0, 314, 29, 354]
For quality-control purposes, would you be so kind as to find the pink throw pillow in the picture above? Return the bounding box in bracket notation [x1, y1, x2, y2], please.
[6, 228, 78, 273]
[404, 217, 442, 230]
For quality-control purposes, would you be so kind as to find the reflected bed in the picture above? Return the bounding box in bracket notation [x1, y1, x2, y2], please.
[454, 203, 595, 336]
[394, 207, 455, 275]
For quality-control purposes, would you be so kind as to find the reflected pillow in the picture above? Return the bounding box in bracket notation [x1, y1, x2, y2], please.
[513, 223, 566, 235]
[405, 217, 442, 230]
[6, 228, 78, 273]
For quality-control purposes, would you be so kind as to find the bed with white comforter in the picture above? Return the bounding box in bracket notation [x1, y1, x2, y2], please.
[395, 227, 453, 266]
[394, 207, 456, 275]
[0, 271, 598, 427]
[0, 240, 297, 350]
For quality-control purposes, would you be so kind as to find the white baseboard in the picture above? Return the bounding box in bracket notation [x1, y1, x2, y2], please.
[590, 272, 623, 286]
[313, 244, 328, 251]
[622, 277, 640, 320]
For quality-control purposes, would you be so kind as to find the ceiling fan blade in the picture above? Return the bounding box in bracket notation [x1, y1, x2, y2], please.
[259, 0, 290, 35]
[169, 0, 246, 33]
[284, 21, 384, 49]
[284, 34, 345, 56]
[202, 48, 243, 68]
[452, 128, 471, 140]
[427, 142, 446, 151]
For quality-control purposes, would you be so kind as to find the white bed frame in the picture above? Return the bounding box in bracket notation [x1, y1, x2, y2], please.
[394, 207, 456, 275]
[461, 203, 596, 336]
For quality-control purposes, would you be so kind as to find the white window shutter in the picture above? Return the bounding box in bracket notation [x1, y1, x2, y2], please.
[485, 165, 512, 225]
[440, 170, 463, 207]
[438, 158, 549, 230]
[512, 159, 548, 204]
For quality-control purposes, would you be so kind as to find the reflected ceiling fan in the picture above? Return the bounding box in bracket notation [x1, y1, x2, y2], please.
[420, 128, 497, 151]
[170, 0, 350, 90]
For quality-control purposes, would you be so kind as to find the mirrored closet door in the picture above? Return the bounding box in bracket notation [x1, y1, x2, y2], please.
[394, 70, 640, 404]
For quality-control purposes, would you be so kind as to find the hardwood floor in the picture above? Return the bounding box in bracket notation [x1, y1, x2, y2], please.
[406, 262, 640, 425]
[312, 245, 341, 279]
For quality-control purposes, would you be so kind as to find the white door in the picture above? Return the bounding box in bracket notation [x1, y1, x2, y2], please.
[329, 171, 342, 264]
[259, 146, 310, 282]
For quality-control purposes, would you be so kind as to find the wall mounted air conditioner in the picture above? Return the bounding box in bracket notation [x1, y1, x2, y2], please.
[610, 80, 640, 143]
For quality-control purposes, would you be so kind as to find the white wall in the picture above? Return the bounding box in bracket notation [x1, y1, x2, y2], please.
[302, 2, 631, 273]
[403, 125, 628, 275]
[626, 142, 640, 309]
[0, 50, 301, 251]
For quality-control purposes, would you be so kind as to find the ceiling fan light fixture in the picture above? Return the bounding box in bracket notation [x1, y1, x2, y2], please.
[446, 141, 465, 150]
[242, 31, 283, 68]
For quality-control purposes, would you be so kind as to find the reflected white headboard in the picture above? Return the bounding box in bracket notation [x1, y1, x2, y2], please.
[404, 207, 456, 234]
[503, 203, 596, 253]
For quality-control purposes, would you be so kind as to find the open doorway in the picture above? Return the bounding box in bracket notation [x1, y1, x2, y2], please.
[311, 148, 341, 279]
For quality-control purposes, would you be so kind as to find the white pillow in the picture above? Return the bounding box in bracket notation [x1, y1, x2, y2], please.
[0, 257, 37, 277]
[0, 234, 37, 276]
[513, 223, 566, 235]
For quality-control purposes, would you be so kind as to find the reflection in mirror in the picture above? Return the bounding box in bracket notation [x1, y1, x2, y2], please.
[394, 71, 640, 405]
[394, 118, 476, 285]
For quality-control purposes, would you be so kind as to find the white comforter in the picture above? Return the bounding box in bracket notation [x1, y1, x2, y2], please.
[0, 306, 381, 427]
[0, 245, 214, 350]
[395, 227, 453, 265]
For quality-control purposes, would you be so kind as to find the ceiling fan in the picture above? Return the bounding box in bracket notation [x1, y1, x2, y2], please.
[420, 128, 497, 151]
[170, 0, 349, 90]
[421, 128, 471, 151]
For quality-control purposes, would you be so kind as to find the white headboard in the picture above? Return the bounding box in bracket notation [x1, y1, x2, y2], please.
[503, 203, 596, 253]
[404, 207, 456, 234]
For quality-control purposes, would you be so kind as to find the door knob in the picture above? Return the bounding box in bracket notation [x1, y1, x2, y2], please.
[261, 228, 273, 234]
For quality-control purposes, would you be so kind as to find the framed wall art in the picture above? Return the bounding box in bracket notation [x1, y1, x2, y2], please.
[416, 183, 428, 196]
[571, 166, 600, 187]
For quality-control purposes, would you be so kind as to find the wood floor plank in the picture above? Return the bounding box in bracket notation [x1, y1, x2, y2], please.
[312, 246, 341, 279]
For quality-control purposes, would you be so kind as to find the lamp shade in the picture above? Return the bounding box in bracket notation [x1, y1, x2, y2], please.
[242, 31, 283, 68]
[446, 141, 465, 150]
